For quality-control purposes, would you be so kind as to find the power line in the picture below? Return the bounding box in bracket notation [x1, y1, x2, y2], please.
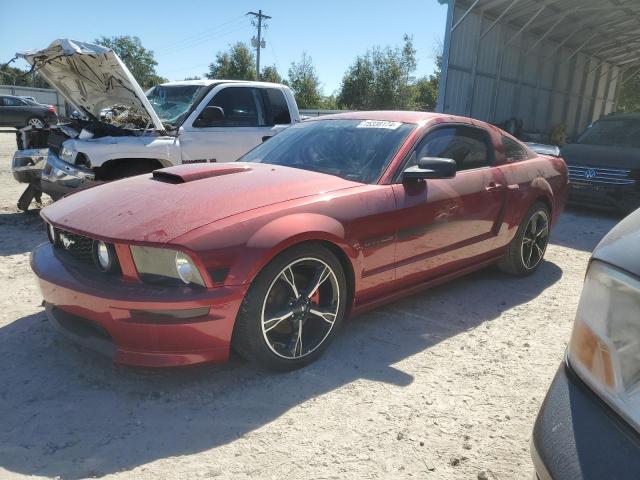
[154, 15, 246, 52]
[157, 21, 250, 56]
[247, 10, 271, 80]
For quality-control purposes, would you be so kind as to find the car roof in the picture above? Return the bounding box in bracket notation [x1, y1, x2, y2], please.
[157, 79, 287, 88]
[306, 110, 478, 126]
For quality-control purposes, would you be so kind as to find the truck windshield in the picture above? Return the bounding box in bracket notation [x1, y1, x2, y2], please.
[146, 85, 207, 127]
[241, 119, 415, 184]
[577, 118, 640, 148]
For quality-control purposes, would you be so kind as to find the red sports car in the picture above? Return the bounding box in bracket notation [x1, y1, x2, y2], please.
[31, 112, 568, 370]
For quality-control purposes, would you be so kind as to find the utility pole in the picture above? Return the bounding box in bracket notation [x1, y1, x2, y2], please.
[247, 10, 271, 80]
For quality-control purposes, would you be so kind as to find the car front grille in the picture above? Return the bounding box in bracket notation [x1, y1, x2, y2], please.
[55, 229, 95, 264]
[568, 165, 636, 186]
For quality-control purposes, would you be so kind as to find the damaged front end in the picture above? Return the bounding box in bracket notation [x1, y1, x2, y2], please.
[12, 39, 175, 206]
[17, 39, 165, 132]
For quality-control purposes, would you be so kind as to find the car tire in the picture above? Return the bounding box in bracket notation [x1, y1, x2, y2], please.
[232, 243, 348, 371]
[498, 201, 550, 277]
[25, 116, 46, 129]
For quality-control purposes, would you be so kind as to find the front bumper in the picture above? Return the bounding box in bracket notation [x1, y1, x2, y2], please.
[40, 151, 96, 200]
[11, 148, 48, 184]
[568, 181, 640, 213]
[31, 243, 246, 367]
[531, 362, 640, 479]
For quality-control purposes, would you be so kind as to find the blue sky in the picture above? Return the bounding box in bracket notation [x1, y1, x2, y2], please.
[0, 0, 448, 94]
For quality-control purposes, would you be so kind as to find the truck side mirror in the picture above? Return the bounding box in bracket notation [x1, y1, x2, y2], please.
[194, 106, 225, 127]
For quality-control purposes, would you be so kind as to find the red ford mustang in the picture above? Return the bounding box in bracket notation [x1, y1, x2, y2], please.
[31, 112, 568, 370]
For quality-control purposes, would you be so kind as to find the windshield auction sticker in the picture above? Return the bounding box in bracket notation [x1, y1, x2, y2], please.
[356, 120, 402, 130]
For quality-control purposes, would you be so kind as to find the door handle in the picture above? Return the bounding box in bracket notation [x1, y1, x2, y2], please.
[485, 182, 504, 193]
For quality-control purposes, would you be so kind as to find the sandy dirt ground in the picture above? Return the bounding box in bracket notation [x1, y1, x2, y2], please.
[0, 130, 624, 480]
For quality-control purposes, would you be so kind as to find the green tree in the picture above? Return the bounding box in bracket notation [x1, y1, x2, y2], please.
[261, 65, 283, 83]
[338, 35, 418, 110]
[206, 42, 256, 80]
[0, 62, 49, 88]
[412, 55, 441, 111]
[618, 72, 640, 112]
[287, 52, 322, 109]
[95, 35, 162, 89]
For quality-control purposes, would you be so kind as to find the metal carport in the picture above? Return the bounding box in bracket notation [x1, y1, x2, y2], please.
[436, 0, 640, 138]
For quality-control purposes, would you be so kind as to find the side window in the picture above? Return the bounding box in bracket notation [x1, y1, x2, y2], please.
[264, 88, 291, 125]
[3, 97, 24, 106]
[204, 87, 265, 127]
[502, 135, 529, 162]
[412, 126, 490, 171]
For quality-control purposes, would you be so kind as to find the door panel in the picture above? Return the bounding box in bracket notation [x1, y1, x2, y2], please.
[392, 168, 505, 282]
[390, 124, 507, 283]
[179, 126, 274, 163]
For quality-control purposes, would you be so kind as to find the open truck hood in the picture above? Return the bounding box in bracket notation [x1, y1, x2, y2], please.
[17, 39, 164, 131]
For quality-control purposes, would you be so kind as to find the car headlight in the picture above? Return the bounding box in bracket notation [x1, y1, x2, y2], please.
[130, 245, 205, 287]
[59, 146, 74, 162]
[93, 240, 117, 272]
[568, 260, 640, 429]
[46, 223, 57, 245]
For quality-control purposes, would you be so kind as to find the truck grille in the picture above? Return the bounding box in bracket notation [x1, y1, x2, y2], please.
[568, 165, 636, 186]
[55, 229, 95, 264]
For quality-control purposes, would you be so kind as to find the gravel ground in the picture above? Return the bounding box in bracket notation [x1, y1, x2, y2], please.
[0, 130, 623, 480]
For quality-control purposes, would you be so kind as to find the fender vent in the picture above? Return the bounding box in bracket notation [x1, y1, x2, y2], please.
[152, 164, 252, 183]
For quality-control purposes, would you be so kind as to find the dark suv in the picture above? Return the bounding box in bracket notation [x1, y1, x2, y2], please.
[0, 94, 58, 129]
[563, 113, 640, 213]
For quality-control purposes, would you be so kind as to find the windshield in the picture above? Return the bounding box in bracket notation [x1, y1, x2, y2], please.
[577, 118, 640, 148]
[146, 84, 207, 126]
[241, 119, 414, 183]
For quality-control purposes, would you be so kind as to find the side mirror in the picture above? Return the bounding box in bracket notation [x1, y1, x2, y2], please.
[403, 157, 456, 181]
[194, 106, 225, 127]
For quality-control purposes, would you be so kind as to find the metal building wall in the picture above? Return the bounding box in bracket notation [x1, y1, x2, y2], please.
[437, 3, 621, 137]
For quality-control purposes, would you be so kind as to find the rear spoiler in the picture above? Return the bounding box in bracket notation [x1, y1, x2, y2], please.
[525, 142, 561, 157]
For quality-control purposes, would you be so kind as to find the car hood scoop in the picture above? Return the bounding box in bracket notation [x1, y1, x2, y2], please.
[41, 162, 360, 243]
[152, 164, 252, 183]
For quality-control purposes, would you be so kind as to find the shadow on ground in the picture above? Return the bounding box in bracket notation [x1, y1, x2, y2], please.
[550, 206, 623, 253]
[0, 210, 46, 256]
[0, 260, 562, 479]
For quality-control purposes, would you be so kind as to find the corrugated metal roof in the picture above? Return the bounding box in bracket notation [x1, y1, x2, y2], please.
[456, 0, 640, 68]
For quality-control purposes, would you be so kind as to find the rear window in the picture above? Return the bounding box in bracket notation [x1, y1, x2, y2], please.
[264, 88, 291, 125]
[502, 136, 529, 162]
[577, 118, 640, 148]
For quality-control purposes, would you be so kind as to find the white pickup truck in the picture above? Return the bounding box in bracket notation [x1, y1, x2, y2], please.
[16, 39, 300, 199]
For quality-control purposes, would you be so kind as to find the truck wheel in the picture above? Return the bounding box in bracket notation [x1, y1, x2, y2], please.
[232, 243, 347, 371]
[498, 202, 550, 277]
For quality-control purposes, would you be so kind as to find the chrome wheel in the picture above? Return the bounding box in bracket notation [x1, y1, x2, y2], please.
[261, 257, 340, 360]
[28, 117, 45, 129]
[521, 210, 549, 270]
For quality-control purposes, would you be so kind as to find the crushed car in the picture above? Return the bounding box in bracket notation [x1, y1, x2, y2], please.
[11, 39, 300, 203]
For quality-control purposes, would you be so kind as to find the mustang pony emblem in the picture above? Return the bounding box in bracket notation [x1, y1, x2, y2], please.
[60, 234, 75, 249]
